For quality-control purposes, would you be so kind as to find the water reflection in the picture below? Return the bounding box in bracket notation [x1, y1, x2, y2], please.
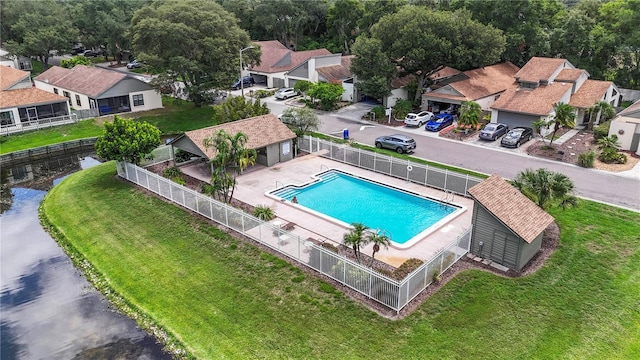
[1, 151, 171, 359]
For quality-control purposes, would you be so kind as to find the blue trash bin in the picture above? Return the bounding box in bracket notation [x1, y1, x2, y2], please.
[343, 129, 349, 140]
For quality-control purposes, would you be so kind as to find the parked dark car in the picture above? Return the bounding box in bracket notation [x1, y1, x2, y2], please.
[81, 49, 100, 57]
[374, 134, 416, 154]
[231, 76, 255, 90]
[500, 127, 534, 148]
[479, 123, 509, 141]
[71, 44, 85, 55]
[425, 113, 455, 131]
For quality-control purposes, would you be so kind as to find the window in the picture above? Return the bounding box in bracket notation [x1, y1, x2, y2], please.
[53, 88, 59, 94]
[1, 110, 15, 126]
[75, 94, 81, 107]
[132, 94, 144, 106]
[63, 91, 71, 106]
[19, 61, 32, 70]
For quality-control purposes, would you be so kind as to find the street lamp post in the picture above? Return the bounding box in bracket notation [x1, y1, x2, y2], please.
[240, 46, 255, 97]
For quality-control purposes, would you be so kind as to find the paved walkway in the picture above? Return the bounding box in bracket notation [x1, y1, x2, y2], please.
[180, 156, 474, 267]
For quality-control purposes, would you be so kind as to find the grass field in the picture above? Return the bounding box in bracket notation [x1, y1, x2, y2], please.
[0, 98, 214, 154]
[41, 162, 640, 359]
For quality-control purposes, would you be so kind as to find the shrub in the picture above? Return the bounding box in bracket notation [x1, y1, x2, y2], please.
[598, 148, 627, 164]
[163, 166, 182, 178]
[253, 205, 276, 221]
[392, 100, 413, 119]
[253, 89, 275, 98]
[321, 242, 339, 253]
[593, 122, 610, 141]
[172, 176, 186, 185]
[370, 105, 385, 120]
[174, 149, 192, 163]
[392, 258, 424, 280]
[577, 151, 596, 168]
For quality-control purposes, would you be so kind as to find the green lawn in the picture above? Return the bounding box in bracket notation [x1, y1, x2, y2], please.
[0, 98, 215, 154]
[0, 119, 103, 154]
[41, 162, 640, 359]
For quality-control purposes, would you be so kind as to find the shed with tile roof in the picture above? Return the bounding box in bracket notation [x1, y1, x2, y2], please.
[169, 114, 297, 168]
[467, 174, 555, 271]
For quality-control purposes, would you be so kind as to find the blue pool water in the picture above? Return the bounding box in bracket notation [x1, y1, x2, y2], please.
[272, 170, 457, 245]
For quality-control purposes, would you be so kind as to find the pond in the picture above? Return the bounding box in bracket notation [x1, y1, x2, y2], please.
[1, 150, 172, 359]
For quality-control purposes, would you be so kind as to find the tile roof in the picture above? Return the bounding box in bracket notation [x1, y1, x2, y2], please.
[34, 65, 127, 98]
[316, 55, 354, 82]
[425, 62, 519, 101]
[491, 82, 571, 116]
[0, 65, 30, 90]
[468, 174, 555, 243]
[251, 41, 332, 73]
[555, 69, 585, 82]
[568, 80, 613, 109]
[179, 114, 296, 159]
[0, 87, 68, 109]
[514, 57, 568, 83]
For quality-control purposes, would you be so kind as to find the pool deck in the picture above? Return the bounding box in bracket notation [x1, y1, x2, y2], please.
[181, 154, 473, 268]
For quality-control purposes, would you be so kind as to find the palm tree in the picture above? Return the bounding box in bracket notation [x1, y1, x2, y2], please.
[203, 130, 257, 203]
[597, 134, 621, 151]
[342, 222, 369, 264]
[549, 103, 576, 147]
[367, 231, 391, 267]
[457, 101, 481, 130]
[532, 117, 552, 145]
[587, 101, 616, 130]
[512, 168, 579, 210]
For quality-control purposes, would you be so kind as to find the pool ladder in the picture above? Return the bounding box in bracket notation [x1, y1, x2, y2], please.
[440, 190, 454, 205]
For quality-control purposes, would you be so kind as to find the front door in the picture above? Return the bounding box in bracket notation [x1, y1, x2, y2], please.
[26, 107, 38, 121]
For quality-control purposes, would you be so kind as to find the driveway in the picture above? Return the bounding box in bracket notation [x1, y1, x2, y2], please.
[311, 104, 640, 211]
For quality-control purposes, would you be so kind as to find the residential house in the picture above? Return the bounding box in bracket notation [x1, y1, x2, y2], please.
[291, 54, 355, 102]
[421, 62, 520, 113]
[33, 65, 162, 117]
[467, 174, 555, 272]
[490, 57, 621, 129]
[608, 99, 640, 155]
[1, 65, 72, 134]
[0, 48, 32, 71]
[170, 114, 297, 168]
[248, 41, 332, 89]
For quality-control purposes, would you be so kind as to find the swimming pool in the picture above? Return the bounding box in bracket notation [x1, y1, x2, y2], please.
[269, 169, 462, 248]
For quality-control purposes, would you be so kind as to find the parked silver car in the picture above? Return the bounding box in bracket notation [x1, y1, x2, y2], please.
[479, 123, 509, 141]
[374, 134, 416, 154]
[275, 87, 300, 100]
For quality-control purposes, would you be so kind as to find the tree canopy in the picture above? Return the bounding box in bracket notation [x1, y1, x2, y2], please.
[357, 6, 506, 101]
[95, 116, 161, 165]
[130, 0, 259, 107]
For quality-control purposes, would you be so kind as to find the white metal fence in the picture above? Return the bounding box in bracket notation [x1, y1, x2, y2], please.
[299, 136, 484, 196]
[1, 114, 79, 135]
[0, 138, 97, 163]
[117, 161, 471, 312]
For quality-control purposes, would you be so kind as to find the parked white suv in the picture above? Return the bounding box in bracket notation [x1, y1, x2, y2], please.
[404, 111, 434, 127]
[275, 87, 300, 100]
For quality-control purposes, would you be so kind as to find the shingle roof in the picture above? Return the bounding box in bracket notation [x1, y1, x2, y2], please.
[425, 62, 519, 101]
[179, 114, 296, 159]
[34, 65, 126, 98]
[568, 80, 613, 109]
[429, 66, 461, 81]
[0, 65, 30, 90]
[0, 87, 69, 109]
[617, 98, 640, 117]
[316, 55, 354, 82]
[555, 69, 585, 82]
[491, 82, 572, 116]
[468, 174, 555, 243]
[251, 41, 332, 73]
[514, 57, 568, 83]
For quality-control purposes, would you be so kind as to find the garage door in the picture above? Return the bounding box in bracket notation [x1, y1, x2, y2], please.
[496, 111, 539, 129]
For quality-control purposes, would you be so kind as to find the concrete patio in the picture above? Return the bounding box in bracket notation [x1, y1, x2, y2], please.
[180, 154, 474, 268]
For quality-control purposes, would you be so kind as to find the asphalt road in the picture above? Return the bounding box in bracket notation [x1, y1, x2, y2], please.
[307, 104, 640, 212]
